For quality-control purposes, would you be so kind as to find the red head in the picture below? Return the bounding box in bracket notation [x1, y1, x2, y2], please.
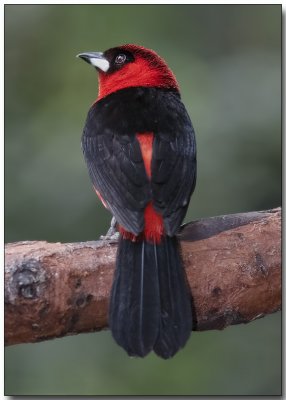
[77, 44, 179, 101]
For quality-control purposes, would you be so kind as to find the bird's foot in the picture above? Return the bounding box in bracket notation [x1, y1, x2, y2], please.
[100, 217, 120, 242]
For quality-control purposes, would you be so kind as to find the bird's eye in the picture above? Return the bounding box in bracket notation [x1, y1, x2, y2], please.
[115, 54, 127, 65]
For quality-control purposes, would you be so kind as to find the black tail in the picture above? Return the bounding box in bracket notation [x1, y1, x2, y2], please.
[109, 235, 192, 359]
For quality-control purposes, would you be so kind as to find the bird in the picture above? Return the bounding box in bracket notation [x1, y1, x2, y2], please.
[78, 44, 197, 359]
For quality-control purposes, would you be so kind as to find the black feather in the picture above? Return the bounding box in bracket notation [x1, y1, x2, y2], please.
[109, 237, 160, 357]
[81, 87, 196, 237]
[109, 235, 192, 359]
[82, 87, 196, 358]
[153, 236, 192, 359]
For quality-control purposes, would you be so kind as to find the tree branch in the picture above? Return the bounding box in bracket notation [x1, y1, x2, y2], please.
[5, 208, 281, 346]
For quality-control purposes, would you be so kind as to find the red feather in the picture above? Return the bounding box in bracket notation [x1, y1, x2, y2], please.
[119, 132, 164, 243]
[97, 44, 179, 101]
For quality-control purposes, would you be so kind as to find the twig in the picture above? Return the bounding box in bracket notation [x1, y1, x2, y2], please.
[5, 207, 281, 346]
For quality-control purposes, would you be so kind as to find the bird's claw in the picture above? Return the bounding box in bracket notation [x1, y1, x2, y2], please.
[100, 217, 119, 242]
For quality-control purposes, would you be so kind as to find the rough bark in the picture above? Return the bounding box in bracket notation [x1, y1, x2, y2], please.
[5, 207, 281, 346]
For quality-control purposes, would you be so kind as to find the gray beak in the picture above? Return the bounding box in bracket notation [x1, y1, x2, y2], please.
[77, 52, 110, 72]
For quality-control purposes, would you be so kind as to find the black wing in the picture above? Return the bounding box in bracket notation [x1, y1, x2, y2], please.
[81, 88, 196, 237]
[151, 96, 196, 236]
[81, 106, 151, 235]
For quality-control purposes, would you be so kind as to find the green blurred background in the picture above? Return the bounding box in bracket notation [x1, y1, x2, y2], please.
[5, 4, 281, 396]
